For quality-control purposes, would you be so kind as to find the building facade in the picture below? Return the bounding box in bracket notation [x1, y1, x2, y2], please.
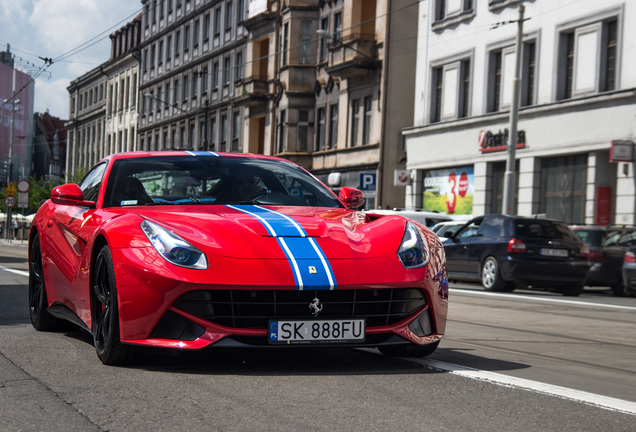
[66, 17, 142, 181]
[243, 0, 417, 209]
[403, 0, 636, 225]
[1, 46, 35, 187]
[103, 15, 142, 159]
[138, 0, 248, 153]
[32, 112, 66, 183]
[66, 65, 108, 180]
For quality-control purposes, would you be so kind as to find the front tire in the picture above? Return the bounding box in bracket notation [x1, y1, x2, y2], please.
[29, 234, 59, 330]
[92, 245, 131, 365]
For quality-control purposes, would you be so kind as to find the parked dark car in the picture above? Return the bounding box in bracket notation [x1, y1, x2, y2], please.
[443, 215, 590, 296]
[570, 225, 636, 296]
[621, 247, 636, 297]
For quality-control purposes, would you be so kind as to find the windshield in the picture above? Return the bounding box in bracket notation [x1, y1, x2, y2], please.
[103, 155, 344, 208]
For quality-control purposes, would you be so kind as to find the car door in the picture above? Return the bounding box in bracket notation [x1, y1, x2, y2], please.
[44, 163, 107, 311]
[444, 217, 484, 276]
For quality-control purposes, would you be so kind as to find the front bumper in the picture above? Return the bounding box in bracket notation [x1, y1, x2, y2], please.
[112, 246, 449, 350]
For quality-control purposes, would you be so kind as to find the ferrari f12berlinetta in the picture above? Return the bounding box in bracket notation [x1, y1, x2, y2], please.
[29, 152, 448, 364]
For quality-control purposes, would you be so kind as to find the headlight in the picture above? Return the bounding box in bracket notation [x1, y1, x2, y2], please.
[397, 221, 430, 269]
[141, 220, 208, 269]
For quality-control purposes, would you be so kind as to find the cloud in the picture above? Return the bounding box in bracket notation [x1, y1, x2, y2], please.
[34, 78, 70, 117]
[4, 0, 142, 118]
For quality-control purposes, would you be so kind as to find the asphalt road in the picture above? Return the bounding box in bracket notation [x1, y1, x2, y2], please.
[1, 242, 635, 431]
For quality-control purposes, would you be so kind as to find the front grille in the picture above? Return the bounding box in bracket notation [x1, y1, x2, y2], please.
[174, 288, 427, 329]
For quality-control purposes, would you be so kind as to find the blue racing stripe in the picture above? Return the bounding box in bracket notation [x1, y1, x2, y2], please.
[228, 205, 305, 237]
[185, 151, 220, 156]
[228, 205, 336, 290]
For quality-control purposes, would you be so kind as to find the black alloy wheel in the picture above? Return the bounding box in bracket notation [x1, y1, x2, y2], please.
[92, 245, 131, 365]
[28, 234, 58, 330]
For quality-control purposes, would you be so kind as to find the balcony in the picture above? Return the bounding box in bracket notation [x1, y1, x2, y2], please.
[323, 33, 380, 79]
[235, 74, 271, 107]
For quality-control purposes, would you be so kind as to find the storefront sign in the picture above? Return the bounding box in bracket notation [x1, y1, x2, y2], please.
[478, 129, 526, 153]
[423, 166, 474, 215]
[609, 140, 634, 162]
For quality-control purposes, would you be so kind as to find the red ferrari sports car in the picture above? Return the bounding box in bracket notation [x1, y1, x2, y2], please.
[28, 151, 448, 364]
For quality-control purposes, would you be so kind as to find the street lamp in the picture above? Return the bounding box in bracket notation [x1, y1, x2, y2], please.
[3, 64, 20, 240]
[501, 5, 526, 216]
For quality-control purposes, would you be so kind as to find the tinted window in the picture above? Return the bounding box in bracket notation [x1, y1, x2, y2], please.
[103, 156, 343, 208]
[457, 220, 481, 239]
[603, 230, 624, 247]
[573, 229, 602, 247]
[514, 220, 578, 241]
[619, 231, 636, 247]
[478, 217, 504, 237]
[79, 162, 107, 202]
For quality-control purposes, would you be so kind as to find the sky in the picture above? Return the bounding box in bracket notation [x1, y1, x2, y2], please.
[1, 0, 143, 119]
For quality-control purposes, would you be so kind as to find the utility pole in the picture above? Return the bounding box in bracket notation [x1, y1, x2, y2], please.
[5, 67, 17, 240]
[502, 4, 525, 216]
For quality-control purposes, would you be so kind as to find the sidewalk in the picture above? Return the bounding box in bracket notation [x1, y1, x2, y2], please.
[0, 238, 28, 248]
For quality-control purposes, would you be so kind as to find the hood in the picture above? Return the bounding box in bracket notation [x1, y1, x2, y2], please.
[133, 205, 408, 259]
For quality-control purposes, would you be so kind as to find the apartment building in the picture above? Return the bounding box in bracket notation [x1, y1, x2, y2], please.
[103, 15, 142, 159]
[66, 67, 108, 180]
[137, 0, 248, 152]
[242, 0, 417, 209]
[66, 16, 141, 180]
[403, 0, 636, 225]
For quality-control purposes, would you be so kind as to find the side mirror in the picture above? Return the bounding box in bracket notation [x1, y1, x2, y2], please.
[51, 184, 95, 207]
[339, 187, 365, 210]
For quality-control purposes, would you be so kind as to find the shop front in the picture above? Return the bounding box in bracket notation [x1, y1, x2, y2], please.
[403, 98, 635, 225]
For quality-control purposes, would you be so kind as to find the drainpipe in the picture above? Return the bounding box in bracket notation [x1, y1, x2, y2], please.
[377, 0, 392, 208]
[270, 0, 282, 155]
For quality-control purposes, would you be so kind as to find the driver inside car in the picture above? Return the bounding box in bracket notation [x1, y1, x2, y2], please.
[229, 169, 269, 202]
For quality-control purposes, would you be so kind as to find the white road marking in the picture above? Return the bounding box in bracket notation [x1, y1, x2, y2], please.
[449, 288, 636, 311]
[0, 265, 28, 277]
[411, 358, 636, 416]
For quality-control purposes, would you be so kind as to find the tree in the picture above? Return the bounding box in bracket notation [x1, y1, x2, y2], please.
[28, 176, 60, 213]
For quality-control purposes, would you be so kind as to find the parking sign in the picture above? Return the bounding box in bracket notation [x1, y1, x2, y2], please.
[359, 173, 376, 191]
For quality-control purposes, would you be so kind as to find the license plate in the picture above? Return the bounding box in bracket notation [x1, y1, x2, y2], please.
[540, 248, 568, 257]
[269, 319, 366, 345]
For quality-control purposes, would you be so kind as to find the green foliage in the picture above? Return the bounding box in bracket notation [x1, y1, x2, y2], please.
[0, 167, 89, 214]
[1, 176, 61, 215]
[28, 176, 60, 212]
[70, 166, 89, 184]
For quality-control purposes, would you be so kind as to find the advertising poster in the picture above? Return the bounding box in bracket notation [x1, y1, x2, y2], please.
[423, 166, 474, 215]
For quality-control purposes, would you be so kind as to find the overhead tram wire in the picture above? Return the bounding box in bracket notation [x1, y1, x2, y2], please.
[53, 7, 142, 63]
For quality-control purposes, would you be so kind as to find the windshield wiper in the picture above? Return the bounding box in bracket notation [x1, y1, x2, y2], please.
[171, 197, 217, 205]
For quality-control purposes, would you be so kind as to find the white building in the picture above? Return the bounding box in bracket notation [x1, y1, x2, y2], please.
[403, 0, 636, 225]
[104, 15, 141, 158]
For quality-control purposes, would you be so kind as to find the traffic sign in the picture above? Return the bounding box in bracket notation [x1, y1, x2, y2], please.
[5, 182, 16, 197]
[359, 173, 376, 191]
[394, 170, 411, 186]
[17, 179, 30, 193]
[5, 196, 16, 208]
